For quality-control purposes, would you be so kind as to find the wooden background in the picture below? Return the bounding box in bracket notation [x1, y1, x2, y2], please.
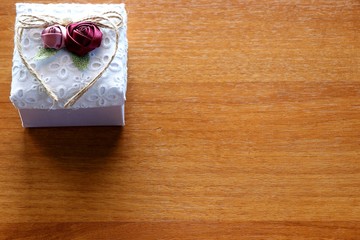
[0, 0, 359, 239]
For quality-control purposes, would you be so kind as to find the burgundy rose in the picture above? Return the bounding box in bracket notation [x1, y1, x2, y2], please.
[65, 22, 102, 56]
[41, 25, 66, 49]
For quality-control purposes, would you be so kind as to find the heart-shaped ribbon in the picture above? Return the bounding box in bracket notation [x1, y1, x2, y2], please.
[15, 11, 123, 108]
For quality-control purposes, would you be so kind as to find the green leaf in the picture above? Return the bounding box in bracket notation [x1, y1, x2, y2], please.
[70, 53, 90, 71]
[35, 47, 59, 60]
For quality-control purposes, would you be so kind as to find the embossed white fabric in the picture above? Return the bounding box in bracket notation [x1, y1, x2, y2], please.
[10, 3, 127, 109]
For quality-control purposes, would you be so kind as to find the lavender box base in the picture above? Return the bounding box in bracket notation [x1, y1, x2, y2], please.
[18, 106, 125, 128]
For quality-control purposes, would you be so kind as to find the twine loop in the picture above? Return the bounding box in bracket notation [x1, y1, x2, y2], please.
[15, 11, 123, 107]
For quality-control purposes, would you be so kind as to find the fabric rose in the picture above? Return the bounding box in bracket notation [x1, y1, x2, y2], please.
[65, 22, 103, 56]
[41, 25, 66, 49]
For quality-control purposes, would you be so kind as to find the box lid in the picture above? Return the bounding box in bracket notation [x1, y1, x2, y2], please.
[10, 3, 128, 109]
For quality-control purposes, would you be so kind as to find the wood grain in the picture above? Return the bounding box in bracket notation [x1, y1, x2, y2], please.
[0, 0, 359, 238]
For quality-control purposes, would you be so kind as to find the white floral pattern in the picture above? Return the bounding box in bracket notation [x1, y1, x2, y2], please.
[87, 85, 123, 107]
[10, 3, 128, 109]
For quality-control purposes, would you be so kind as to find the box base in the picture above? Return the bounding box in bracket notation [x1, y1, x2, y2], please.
[18, 106, 125, 127]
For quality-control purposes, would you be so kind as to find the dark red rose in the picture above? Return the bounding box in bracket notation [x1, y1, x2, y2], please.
[65, 22, 102, 56]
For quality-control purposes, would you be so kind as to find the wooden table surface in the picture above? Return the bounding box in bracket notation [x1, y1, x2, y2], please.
[0, 0, 359, 239]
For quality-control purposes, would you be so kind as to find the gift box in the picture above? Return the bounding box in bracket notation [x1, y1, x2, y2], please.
[10, 3, 128, 127]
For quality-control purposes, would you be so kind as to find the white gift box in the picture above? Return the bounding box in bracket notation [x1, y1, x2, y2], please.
[10, 3, 128, 127]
